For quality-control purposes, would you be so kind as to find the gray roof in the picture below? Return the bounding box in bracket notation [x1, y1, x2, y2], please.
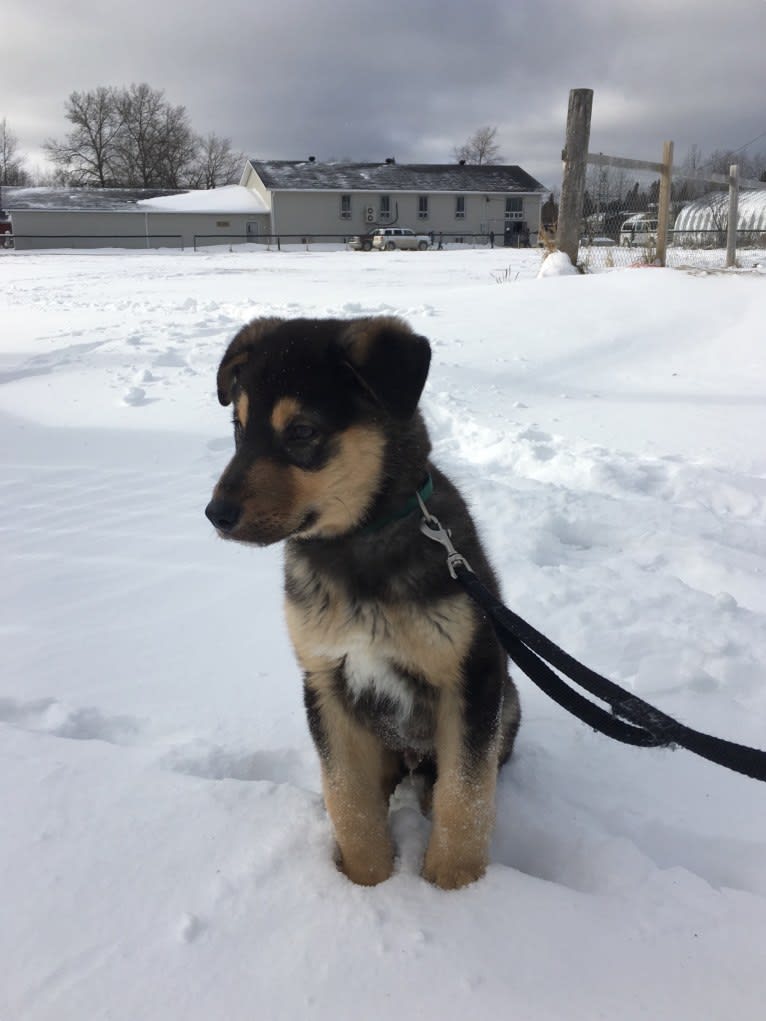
[3, 187, 187, 212]
[249, 160, 546, 194]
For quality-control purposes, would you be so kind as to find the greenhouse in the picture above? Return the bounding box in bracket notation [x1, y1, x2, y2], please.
[673, 189, 766, 247]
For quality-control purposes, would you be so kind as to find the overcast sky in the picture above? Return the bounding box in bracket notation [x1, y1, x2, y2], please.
[3, 0, 765, 190]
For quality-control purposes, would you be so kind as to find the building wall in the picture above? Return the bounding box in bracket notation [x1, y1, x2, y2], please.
[267, 190, 542, 239]
[11, 211, 151, 250]
[156, 212, 270, 248]
[9, 181, 541, 249]
[241, 166, 273, 208]
[239, 166, 275, 235]
[10, 210, 270, 250]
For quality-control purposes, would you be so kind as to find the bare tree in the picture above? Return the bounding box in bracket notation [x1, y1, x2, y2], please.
[706, 147, 766, 180]
[46, 83, 205, 189]
[189, 133, 244, 189]
[452, 125, 503, 165]
[114, 83, 170, 187]
[585, 164, 631, 212]
[676, 144, 708, 201]
[45, 87, 122, 187]
[151, 92, 198, 188]
[678, 145, 766, 189]
[1, 118, 30, 185]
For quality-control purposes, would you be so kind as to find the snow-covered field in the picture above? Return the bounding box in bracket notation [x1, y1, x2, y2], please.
[1, 247, 765, 1020]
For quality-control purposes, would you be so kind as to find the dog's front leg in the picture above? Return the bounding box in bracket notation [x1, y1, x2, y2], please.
[304, 677, 396, 886]
[423, 687, 500, 890]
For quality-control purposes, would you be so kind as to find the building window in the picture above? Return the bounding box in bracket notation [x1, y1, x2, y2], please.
[505, 197, 523, 220]
[418, 195, 429, 219]
[455, 196, 465, 219]
[340, 195, 352, 219]
[380, 195, 391, 220]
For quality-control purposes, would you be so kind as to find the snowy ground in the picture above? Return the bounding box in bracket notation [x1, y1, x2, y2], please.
[1, 247, 765, 1020]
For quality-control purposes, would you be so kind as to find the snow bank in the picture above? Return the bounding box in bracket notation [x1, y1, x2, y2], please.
[137, 184, 269, 213]
[1, 247, 764, 1020]
[537, 249, 578, 276]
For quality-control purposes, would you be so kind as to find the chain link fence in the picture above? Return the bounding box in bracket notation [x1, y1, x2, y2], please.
[578, 164, 766, 270]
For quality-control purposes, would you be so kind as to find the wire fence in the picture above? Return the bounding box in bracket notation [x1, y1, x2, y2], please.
[192, 231, 525, 251]
[4, 224, 764, 271]
[2, 233, 184, 250]
[581, 232, 766, 271]
[0, 231, 529, 253]
[576, 162, 766, 270]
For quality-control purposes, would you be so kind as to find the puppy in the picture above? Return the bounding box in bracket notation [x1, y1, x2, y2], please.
[206, 316, 520, 889]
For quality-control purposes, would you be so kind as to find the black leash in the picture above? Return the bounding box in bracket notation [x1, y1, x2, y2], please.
[417, 500, 766, 783]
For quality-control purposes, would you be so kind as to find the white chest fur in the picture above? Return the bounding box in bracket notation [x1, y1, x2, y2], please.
[321, 627, 415, 721]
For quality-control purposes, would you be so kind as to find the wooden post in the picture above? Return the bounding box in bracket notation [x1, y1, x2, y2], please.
[556, 88, 593, 267]
[726, 163, 739, 268]
[656, 141, 673, 267]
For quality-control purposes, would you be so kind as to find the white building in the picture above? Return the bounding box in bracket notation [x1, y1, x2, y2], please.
[243, 158, 547, 245]
[4, 158, 547, 250]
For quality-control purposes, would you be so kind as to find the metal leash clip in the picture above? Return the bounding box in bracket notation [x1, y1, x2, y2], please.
[416, 492, 472, 580]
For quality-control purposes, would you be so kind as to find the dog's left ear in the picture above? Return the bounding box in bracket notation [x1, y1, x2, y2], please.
[216, 317, 284, 405]
[341, 317, 431, 420]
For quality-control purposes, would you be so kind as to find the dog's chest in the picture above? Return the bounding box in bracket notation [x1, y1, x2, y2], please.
[321, 613, 416, 716]
[285, 559, 476, 748]
[285, 575, 467, 743]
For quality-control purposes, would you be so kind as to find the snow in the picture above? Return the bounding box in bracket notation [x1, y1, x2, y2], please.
[1, 246, 765, 1020]
[537, 249, 578, 276]
[136, 184, 269, 213]
[5, 186, 182, 211]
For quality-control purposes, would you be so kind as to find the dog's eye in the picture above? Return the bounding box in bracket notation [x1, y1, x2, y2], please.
[285, 422, 318, 443]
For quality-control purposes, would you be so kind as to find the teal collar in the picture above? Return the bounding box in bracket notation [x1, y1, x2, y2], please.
[361, 474, 434, 534]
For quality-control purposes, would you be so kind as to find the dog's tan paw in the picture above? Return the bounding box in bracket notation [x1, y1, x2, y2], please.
[337, 850, 394, 887]
[422, 851, 486, 891]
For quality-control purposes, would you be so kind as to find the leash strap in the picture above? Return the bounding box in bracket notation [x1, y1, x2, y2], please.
[419, 509, 766, 782]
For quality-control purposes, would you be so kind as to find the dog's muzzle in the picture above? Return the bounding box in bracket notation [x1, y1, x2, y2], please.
[205, 498, 242, 534]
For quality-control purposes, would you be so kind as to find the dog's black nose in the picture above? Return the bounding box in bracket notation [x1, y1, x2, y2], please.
[205, 499, 242, 533]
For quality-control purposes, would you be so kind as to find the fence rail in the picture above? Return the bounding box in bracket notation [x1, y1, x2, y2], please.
[1, 231, 516, 252]
[3, 233, 184, 249]
[191, 231, 523, 251]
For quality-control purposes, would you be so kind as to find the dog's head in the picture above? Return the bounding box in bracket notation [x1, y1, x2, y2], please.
[205, 316, 431, 545]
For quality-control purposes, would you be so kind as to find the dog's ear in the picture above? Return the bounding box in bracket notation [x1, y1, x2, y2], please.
[341, 317, 431, 420]
[216, 318, 283, 405]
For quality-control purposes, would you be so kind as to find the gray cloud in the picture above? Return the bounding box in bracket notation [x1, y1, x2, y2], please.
[3, 0, 765, 189]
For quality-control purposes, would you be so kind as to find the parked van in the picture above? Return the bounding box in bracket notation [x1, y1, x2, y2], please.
[619, 216, 658, 247]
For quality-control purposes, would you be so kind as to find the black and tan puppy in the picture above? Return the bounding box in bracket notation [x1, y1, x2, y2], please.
[206, 316, 520, 889]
